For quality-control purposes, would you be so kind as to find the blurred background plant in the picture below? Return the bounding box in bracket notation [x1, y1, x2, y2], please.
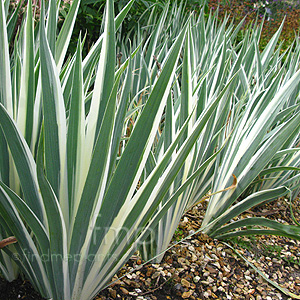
[55, 0, 300, 56]
[208, 0, 300, 50]
[9, 0, 299, 55]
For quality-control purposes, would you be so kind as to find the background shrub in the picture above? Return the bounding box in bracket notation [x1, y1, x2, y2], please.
[208, 0, 300, 50]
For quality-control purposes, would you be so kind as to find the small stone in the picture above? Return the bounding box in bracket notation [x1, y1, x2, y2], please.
[207, 276, 214, 283]
[193, 276, 200, 283]
[182, 290, 193, 298]
[257, 286, 263, 292]
[248, 288, 255, 294]
[218, 286, 225, 292]
[120, 287, 129, 295]
[108, 288, 116, 298]
[223, 266, 231, 273]
[152, 271, 160, 279]
[191, 253, 198, 262]
[174, 283, 183, 291]
[146, 268, 154, 277]
[188, 245, 195, 251]
[212, 261, 221, 269]
[206, 266, 218, 273]
[178, 257, 186, 264]
[181, 278, 190, 288]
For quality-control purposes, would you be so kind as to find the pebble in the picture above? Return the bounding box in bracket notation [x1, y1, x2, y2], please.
[181, 278, 190, 288]
[188, 245, 195, 251]
[120, 287, 129, 295]
[207, 276, 214, 283]
[223, 266, 231, 273]
[203, 291, 210, 298]
[191, 253, 198, 261]
[182, 290, 193, 298]
[218, 286, 225, 292]
[108, 288, 116, 298]
[212, 261, 221, 269]
[178, 257, 186, 264]
[151, 271, 160, 279]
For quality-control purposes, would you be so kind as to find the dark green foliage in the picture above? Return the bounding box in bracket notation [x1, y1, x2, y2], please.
[60, 0, 207, 56]
[60, 0, 154, 56]
[59, 0, 105, 56]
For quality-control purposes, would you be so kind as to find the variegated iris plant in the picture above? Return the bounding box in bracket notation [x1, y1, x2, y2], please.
[137, 8, 300, 262]
[0, 0, 300, 299]
[0, 0, 224, 299]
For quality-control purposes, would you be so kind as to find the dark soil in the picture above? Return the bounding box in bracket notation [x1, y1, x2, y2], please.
[0, 277, 45, 300]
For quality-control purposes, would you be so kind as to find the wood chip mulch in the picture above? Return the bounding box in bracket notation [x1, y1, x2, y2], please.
[0, 197, 299, 300]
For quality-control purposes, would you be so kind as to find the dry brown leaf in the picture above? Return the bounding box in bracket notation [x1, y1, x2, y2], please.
[195, 174, 237, 205]
[0, 236, 17, 249]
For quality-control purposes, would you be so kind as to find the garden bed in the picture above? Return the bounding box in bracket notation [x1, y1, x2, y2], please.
[1, 197, 299, 300]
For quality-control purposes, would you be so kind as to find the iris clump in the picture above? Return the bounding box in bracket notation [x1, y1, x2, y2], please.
[0, 1, 299, 300]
